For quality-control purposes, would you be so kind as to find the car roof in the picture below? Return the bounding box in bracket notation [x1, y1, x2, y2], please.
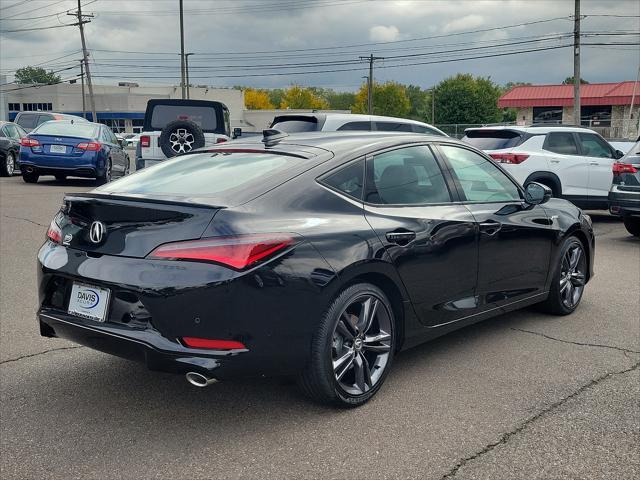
[273, 112, 435, 127]
[464, 125, 600, 135]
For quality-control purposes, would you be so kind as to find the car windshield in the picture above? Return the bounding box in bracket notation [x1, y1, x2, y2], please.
[32, 122, 98, 138]
[462, 130, 524, 150]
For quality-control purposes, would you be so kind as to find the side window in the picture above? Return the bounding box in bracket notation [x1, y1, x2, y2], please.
[0, 126, 8, 138]
[16, 114, 36, 129]
[365, 145, 451, 205]
[544, 132, 579, 155]
[322, 159, 364, 200]
[440, 145, 521, 202]
[578, 133, 613, 158]
[413, 125, 442, 135]
[336, 121, 371, 131]
[6, 124, 20, 138]
[374, 122, 413, 132]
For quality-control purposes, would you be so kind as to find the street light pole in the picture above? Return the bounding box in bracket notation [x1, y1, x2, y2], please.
[573, 0, 581, 125]
[179, 0, 186, 99]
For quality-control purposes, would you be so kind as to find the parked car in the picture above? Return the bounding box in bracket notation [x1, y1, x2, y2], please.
[37, 130, 594, 407]
[0, 120, 27, 176]
[19, 120, 129, 183]
[138, 99, 231, 169]
[270, 113, 447, 136]
[609, 139, 640, 236]
[123, 133, 140, 147]
[462, 125, 625, 209]
[14, 111, 88, 133]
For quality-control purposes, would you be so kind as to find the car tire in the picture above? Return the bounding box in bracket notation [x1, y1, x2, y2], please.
[298, 283, 396, 408]
[623, 216, 640, 237]
[159, 120, 205, 158]
[54, 174, 67, 181]
[97, 160, 112, 185]
[1, 151, 16, 177]
[537, 236, 587, 315]
[22, 171, 39, 183]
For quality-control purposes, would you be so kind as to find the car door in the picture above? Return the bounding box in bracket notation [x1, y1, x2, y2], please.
[576, 132, 616, 201]
[542, 131, 588, 199]
[436, 143, 553, 309]
[362, 144, 480, 327]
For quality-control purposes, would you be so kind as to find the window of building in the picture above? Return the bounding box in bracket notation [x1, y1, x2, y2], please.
[533, 106, 563, 124]
[99, 118, 126, 133]
[132, 119, 144, 134]
[8, 103, 20, 111]
[581, 106, 611, 127]
[21, 103, 52, 112]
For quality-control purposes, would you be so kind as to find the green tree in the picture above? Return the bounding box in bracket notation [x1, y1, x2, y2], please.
[562, 76, 589, 85]
[405, 85, 432, 122]
[279, 85, 329, 109]
[432, 74, 503, 124]
[309, 87, 355, 110]
[352, 81, 411, 118]
[268, 88, 286, 108]
[14, 66, 61, 85]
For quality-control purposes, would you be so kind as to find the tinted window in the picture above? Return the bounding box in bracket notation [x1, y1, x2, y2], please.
[374, 122, 413, 132]
[270, 118, 318, 133]
[578, 132, 613, 158]
[365, 146, 451, 205]
[16, 113, 37, 129]
[322, 160, 364, 200]
[440, 145, 520, 202]
[32, 122, 98, 138]
[5, 124, 20, 138]
[36, 114, 53, 126]
[544, 132, 579, 155]
[151, 105, 217, 131]
[14, 124, 27, 137]
[336, 121, 371, 131]
[462, 130, 524, 150]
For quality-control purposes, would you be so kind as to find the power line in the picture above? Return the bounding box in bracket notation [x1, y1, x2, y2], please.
[0, 23, 78, 34]
[0, 0, 31, 12]
[0, 0, 68, 20]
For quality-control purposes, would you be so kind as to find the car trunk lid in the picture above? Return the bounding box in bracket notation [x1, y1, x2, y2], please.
[29, 134, 91, 156]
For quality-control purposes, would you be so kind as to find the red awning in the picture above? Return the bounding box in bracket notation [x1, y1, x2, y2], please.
[498, 81, 639, 108]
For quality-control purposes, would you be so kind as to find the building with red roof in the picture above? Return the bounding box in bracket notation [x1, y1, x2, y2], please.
[498, 81, 639, 139]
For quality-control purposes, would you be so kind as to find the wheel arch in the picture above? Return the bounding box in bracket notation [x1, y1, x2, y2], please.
[525, 171, 562, 196]
[565, 226, 592, 282]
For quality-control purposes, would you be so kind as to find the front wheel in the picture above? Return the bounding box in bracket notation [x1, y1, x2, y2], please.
[298, 283, 395, 407]
[1, 151, 16, 176]
[96, 160, 112, 185]
[538, 236, 587, 315]
[623, 216, 640, 237]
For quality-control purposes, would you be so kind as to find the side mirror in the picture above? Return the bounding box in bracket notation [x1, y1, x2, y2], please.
[232, 127, 242, 139]
[614, 149, 625, 159]
[524, 182, 552, 205]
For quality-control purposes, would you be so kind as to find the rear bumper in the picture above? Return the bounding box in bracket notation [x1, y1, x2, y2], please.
[20, 163, 99, 178]
[608, 189, 640, 217]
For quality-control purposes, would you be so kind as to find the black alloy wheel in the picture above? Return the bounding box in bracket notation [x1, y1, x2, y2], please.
[299, 283, 395, 407]
[538, 237, 586, 315]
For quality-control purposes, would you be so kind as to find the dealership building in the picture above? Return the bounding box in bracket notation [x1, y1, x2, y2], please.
[499, 81, 639, 139]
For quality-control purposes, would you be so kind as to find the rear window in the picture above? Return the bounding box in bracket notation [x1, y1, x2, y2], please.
[151, 105, 218, 131]
[32, 122, 98, 138]
[271, 118, 318, 133]
[462, 130, 524, 150]
[16, 113, 37, 129]
[622, 141, 640, 164]
[98, 151, 311, 202]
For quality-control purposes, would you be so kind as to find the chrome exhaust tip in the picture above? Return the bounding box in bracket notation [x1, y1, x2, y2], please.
[185, 371, 217, 387]
[26, 166, 34, 173]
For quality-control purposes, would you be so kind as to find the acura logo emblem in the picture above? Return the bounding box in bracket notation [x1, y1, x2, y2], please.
[89, 221, 106, 244]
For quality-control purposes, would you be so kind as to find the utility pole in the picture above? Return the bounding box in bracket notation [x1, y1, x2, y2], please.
[179, 0, 186, 99]
[359, 54, 383, 114]
[185, 53, 194, 99]
[69, 1, 96, 121]
[573, 0, 581, 125]
[431, 87, 435, 124]
[79, 59, 86, 119]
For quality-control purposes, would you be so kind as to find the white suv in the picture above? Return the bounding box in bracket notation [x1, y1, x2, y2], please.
[462, 125, 625, 209]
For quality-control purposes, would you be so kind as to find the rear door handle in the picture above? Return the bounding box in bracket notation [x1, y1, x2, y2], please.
[385, 230, 416, 245]
[479, 221, 502, 236]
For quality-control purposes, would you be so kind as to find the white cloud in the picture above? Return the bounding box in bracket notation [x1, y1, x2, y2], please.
[369, 25, 401, 42]
[442, 15, 485, 33]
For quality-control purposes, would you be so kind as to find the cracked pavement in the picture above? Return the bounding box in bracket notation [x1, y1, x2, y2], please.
[1, 176, 639, 479]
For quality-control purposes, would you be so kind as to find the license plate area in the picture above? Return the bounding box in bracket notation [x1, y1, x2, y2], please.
[50, 144, 66, 154]
[68, 282, 111, 322]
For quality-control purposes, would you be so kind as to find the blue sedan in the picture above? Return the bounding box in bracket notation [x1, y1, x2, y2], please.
[19, 120, 129, 183]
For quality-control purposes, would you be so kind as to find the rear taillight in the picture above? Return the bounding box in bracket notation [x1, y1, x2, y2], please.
[46, 218, 62, 244]
[76, 141, 102, 151]
[147, 234, 294, 270]
[489, 153, 529, 164]
[612, 162, 638, 174]
[216, 137, 228, 144]
[20, 137, 40, 147]
[181, 337, 246, 350]
[140, 135, 151, 148]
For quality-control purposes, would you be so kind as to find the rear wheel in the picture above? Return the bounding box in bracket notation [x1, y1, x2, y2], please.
[97, 160, 112, 185]
[538, 236, 587, 315]
[22, 171, 39, 183]
[623, 216, 640, 237]
[1, 151, 16, 176]
[298, 283, 395, 407]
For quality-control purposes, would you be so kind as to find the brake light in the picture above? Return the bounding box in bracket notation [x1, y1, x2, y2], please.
[216, 137, 228, 143]
[489, 153, 529, 164]
[20, 137, 40, 147]
[148, 234, 294, 270]
[140, 135, 150, 148]
[181, 337, 246, 350]
[612, 162, 638, 174]
[46, 218, 62, 244]
[76, 141, 102, 151]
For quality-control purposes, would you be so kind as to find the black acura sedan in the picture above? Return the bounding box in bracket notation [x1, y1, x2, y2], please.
[37, 131, 594, 407]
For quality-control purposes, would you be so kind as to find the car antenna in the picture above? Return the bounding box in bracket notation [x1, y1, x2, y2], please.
[262, 128, 288, 147]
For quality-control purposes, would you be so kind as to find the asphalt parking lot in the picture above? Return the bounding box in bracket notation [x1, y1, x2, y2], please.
[1, 173, 638, 480]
